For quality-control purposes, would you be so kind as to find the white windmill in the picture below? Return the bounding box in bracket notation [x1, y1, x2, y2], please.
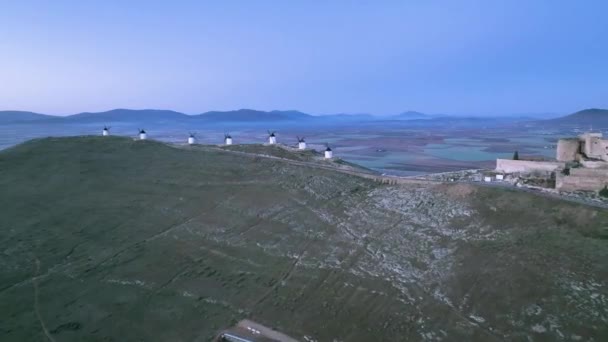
[297, 136, 306, 150]
[102, 126, 110, 136]
[188, 132, 196, 145]
[138, 129, 147, 140]
[224, 133, 233, 145]
[324, 144, 333, 159]
[267, 131, 277, 145]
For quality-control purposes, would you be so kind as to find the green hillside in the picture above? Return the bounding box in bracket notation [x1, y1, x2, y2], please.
[1, 136, 607, 341]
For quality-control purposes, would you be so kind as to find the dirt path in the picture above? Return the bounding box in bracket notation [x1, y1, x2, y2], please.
[33, 258, 57, 342]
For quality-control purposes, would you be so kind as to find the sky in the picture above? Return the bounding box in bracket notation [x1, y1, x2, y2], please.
[0, 0, 607, 116]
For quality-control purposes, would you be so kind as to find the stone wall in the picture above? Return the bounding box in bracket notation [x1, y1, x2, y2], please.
[580, 133, 608, 161]
[556, 172, 608, 192]
[586, 137, 607, 160]
[580, 159, 608, 169]
[556, 139, 580, 162]
[570, 168, 608, 177]
[495, 159, 565, 174]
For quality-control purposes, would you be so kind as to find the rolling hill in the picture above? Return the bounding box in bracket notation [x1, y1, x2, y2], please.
[547, 108, 608, 125]
[66, 109, 190, 123]
[198, 109, 313, 122]
[1, 137, 607, 341]
[0, 111, 57, 124]
[392, 111, 436, 120]
[0, 109, 317, 124]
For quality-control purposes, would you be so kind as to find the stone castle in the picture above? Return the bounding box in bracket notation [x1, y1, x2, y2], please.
[557, 132, 608, 163]
[496, 132, 608, 192]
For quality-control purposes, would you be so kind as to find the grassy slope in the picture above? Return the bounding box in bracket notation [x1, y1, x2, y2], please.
[0, 136, 607, 341]
[218, 144, 376, 174]
[219, 143, 320, 161]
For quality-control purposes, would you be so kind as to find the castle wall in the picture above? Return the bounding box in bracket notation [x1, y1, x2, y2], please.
[585, 137, 605, 159]
[570, 168, 608, 177]
[601, 140, 608, 162]
[495, 159, 565, 174]
[556, 172, 608, 192]
[556, 139, 580, 162]
[579, 133, 608, 161]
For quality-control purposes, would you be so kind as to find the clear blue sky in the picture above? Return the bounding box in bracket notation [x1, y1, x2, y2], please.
[1, 0, 606, 116]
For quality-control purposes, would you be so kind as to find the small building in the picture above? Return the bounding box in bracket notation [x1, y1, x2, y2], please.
[188, 133, 196, 145]
[139, 129, 147, 140]
[324, 146, 333, 159]
[268, 131, 277, 145]
[495, 174, 504, 181]
[225, 133, 233, 145]
[102, 126, 110, 136]
[483, 176, 492, 182]
[297, 137, 306, 150]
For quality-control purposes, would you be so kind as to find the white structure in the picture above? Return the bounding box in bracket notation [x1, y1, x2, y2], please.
[268, 131, 277, 145]
[324, 146, 333, 159]
[188, 133, 196, 145]
[139, 129, 147, 140]
[297, 137, 306, 150]
[102, 126, 110, 136]
[496, 174, 504, 181]
[224, 134, 233, 145]
[483, 176, 492, 182]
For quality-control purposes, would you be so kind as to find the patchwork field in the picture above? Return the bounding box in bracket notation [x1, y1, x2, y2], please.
[0, 121, 573, 175]
[1, 137, 607, 341]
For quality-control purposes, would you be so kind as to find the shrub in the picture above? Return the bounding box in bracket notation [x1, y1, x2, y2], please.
[599, 186, 608, 198]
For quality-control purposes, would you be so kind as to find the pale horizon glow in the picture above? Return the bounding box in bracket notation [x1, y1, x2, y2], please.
[1, 1, 607, 116]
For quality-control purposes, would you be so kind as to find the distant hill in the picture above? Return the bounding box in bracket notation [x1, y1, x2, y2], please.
[0, 108, 321, 124]
[197, 109, 313, 122]
[0, 111, 56, 124]
[547, 108, 608, 125]
[66, 109, 190, 123]
[392, 111, 436, 120]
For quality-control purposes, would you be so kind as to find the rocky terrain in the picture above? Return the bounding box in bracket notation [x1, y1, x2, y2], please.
[1, 136, 607, 341]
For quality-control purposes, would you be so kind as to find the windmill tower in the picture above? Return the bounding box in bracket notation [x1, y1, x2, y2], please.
[102, 126, 110, 136]
[324, 144, 333, 159]
[138, 129, 147, 140]
[188, 132, 196, 145]
[297, 136, 306, 150]
[224, 133, 233, 145]
[268, 131, 277, 145]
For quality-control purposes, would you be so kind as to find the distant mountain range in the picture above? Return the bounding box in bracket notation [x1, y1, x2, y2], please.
[0, 108, 375, 125]
[1, 108, 606, 125]
[0, 109, 311, 124]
